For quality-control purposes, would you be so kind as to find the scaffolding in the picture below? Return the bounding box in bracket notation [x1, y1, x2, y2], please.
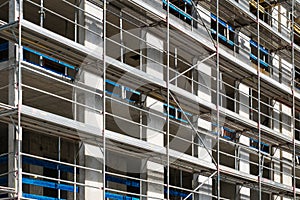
[0, 0, 300, 199]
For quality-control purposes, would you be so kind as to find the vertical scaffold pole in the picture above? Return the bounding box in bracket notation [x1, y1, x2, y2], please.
[291, 0, 296, 199]
[256, 0, 262, 199]
[166, 0, 170, 199]
[17, 0, 23, 199]
[216, 0, 220, 199]
[103, 0, 107, 199]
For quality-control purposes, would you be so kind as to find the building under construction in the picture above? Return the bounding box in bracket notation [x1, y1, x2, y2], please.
[0, 0, 300, 199]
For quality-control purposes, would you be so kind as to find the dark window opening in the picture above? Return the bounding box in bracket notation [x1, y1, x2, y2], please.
[43, 168, 58, 198]
[163, 0, 193, 25]
[250, 90, 271, 128]
[223, 127, 236, 141]
[23, 47, 77, 80]
[250, 40, 270, 74]
[250, 138, 270, 154]
[163, 104, 193, 124]
[281, 112, 292, 133]
[43, 59, 66, 74]
[295, 23, 300, 46]
[211, 14, 235, 50]
[164, 104, 176, 119]
[126, 172, 140, 195]
[105, 80, 141, 104]
[105, 153, 142, 200]
[0, 39, 8, 62]
[125, 89, 140, 103]
[177, 109, 193, 123]
[106, 80, 122, 97]
[23, 49, 40, 65]
[249, 0, 269, 23]
[164, 168, 193, 200]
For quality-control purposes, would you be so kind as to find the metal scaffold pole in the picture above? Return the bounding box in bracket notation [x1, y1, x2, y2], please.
[291, 0, 296, 199]
[255, 0, 262, 199]
[216, 0, 220, 199]
[17, 0, 23, 199]
[103, 0, 107, 199]
[166, 0, 170, 199]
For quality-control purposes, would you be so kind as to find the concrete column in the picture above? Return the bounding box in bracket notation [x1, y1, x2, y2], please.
[281, 58, 292, 87]
[79, 144, 103, 200]
[144, 102, 164, 200]
[281, 106, 293, 191]
[145, 32, 164, 80]
[279, 6, 289, 38]
[281, 104, 292, 137]
[272, 5, 279, 32]
[238, 136, 251, 200]
[272, 147, 281, 183]
[281, 152, 293, 200]
[77, 1, 104, 198]
[194, 62, 213, 199]
[237, 32, 251, 67]
[76, 65, 103, 200]
[8, 0, 21, 197]
[272, 53, 280, 83]
[272, 102, 281, 188]
[78, 0, 103, 55]
[279, 103, 293, 197]
[198, 62, 212, 103]
[144, 32, 164, 199]
[273, 101, 280, 134]
[239, 83, 249, 119]
[238, 83, 250, 200]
